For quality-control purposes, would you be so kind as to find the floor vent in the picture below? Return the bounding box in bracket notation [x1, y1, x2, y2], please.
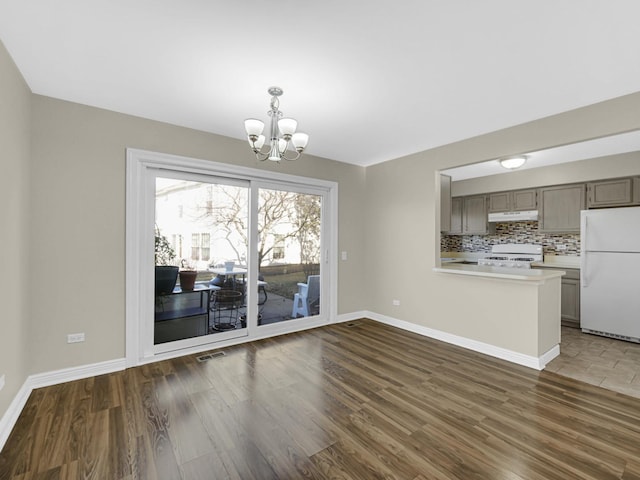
[346, 322, 361, 328]
[196, 351, 226, 362]
[583, 329, 640, 344]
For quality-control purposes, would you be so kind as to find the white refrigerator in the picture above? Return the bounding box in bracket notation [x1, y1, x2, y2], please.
[580, 206, 640, 342]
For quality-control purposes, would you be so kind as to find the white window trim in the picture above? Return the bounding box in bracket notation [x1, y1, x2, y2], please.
[125, 148, 338, 366]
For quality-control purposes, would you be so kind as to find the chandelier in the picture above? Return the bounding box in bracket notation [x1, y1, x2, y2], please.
[244, 86, 309, 162]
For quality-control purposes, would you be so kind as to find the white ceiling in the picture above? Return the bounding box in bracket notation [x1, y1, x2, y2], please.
[1, 1, 640, 166]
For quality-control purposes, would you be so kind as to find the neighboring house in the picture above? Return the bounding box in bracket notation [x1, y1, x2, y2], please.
[155, 179, 315, 270]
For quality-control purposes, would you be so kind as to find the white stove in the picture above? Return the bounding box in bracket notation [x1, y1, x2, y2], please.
[477, 244, 543, 269]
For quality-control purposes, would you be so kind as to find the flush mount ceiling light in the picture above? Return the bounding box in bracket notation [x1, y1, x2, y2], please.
[500, 156, 527, 170]
[244, 86, 309, 162]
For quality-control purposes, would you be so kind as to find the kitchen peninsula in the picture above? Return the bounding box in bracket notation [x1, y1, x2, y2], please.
[433, 262, 564, 370]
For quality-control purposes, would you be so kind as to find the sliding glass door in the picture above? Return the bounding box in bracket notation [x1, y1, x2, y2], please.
[252, 186, 323, 327]
[153, 171, 250, 353]
[126, 149, 336, 363]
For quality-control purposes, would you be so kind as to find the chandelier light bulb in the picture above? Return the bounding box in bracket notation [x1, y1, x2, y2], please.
[253, 135, 265, 150]
[291, 132, 309, 150]
[278, 118, 297, 137]
[244, 118, 264, 137]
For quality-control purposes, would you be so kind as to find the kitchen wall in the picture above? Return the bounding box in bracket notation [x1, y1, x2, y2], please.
[441, 221, 580, 255]
[365, 91, 640, 357]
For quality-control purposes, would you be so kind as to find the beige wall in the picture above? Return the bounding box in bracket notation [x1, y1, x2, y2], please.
[452, 151, 640, 197]
[365, 92, 640, 353]
[28, 95, 366, 374]
[0, 41, 30, 415]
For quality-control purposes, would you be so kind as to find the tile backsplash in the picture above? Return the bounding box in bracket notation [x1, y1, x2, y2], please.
[440, 221, 580, 255]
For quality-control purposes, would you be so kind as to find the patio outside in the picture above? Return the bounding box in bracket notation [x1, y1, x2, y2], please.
[154, 176, 322, 343]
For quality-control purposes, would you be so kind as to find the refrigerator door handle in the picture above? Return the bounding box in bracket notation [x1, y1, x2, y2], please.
[581, 215, 587, 287]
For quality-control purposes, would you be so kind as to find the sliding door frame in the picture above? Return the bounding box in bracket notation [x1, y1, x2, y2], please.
[125, 148, 338, 366]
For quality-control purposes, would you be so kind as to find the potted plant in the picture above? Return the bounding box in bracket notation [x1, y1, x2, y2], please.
[178, 266, 198, 291]
[155, 227, 178, 295]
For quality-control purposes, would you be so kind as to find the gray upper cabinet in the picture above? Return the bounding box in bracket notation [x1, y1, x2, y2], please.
[446, 196, 488, 235]
[488, 189, 537, 212]
[635, 177, 640, 204]
[440, 174, 452, 232]
[463, 195, 488, 234]
[448, 197, 463, 234]
[512, 189, 538, 210]
[587, 178, 633, 208]
[539, 184, 585, 233]
[488, 192, 510, 212]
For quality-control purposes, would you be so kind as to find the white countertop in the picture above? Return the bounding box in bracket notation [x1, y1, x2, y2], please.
[434, 263, 566, 282]
[533, 255, 580, 270]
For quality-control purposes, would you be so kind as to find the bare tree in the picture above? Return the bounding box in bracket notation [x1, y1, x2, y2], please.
[194, 187, 321, 267]
[293, 193, 321, 274]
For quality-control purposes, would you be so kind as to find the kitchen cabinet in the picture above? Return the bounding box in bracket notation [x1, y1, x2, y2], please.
[440, 174, 452, 232]
[463, 195, 489, 234]
[488, 189, 537, 213]
[448, 197, 463, 234]
[539, 184, 585, 233]
[445, 196, 489, 235]
[534, 266, 580, 328]
[634, 177, 640, 204]
[587, 178, 633, 208]
[560, 269, 581, 329]
[488, 192, 510, 212]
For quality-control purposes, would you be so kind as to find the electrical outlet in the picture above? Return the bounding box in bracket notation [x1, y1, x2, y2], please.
[341, 251, 348, 261]
[392, 299, 400, 306]
[67, 333, 85, 343]
[0, 374, 5, 392]
[556, 244, 567, 251]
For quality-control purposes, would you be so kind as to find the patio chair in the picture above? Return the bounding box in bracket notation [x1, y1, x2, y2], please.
[291, 275, 320, 318]
[258, 276, 268, 305]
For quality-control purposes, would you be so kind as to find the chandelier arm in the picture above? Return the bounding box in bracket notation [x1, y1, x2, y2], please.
[254, 151, 270, 161]
[280, 149, 302, 161]
[248, 138, 270, 155]
[248, 139, 271, 161]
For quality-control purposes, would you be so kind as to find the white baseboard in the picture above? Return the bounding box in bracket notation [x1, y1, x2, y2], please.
[0, 358, 126, 452]
[0, 379, 32, 453]
[539, 344, 560, 368]
[363, 311, 559, 371]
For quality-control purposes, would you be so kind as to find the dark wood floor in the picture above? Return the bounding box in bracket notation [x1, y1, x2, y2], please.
[2, 319, 640, 479]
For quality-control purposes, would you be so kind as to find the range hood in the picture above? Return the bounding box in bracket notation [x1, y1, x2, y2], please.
[488, 210, 539, 222]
